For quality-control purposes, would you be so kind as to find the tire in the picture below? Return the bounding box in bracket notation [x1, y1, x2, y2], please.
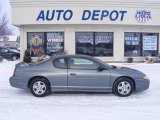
[0, 56, 3, 62]
[113, 77, 134, 97]
[12, 55, 18, 61]
[30, 78, 51, 97]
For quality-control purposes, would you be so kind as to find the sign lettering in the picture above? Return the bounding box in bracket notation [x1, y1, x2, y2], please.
[37, 9, 127, 22]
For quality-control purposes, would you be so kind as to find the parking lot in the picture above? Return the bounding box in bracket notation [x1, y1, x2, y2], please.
[0, 60, 160, 120]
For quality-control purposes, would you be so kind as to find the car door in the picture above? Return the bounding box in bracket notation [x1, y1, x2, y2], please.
[67, 57, 111, 90]
[51, 57, 68, 89]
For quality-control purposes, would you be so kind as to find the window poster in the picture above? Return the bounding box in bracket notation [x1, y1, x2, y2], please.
[143, 36, 157, 50]
[76, 33, 94, 45]
[95, 33, 112, 45]
[125, 36, 140, 45]
[30, 34, 44, 56]
[47, 33, 64, 53]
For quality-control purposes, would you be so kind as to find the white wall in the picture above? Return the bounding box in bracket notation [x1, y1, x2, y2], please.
[11, 0, 160, 25]
[19, 24, 160, 62]
[11, 0, 160, 62]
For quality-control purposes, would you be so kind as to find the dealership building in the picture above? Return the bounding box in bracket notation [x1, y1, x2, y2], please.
[10, 0, 160, 62]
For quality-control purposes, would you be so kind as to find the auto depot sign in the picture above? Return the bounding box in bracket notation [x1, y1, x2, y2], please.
[12, 7, 160, 25]
[36, 10, 127, 22]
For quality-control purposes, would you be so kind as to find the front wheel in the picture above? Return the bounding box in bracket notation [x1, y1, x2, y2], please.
[30, 78, 51, 97]
[113, 78, 134, 97]
[12, 55, 18, 61]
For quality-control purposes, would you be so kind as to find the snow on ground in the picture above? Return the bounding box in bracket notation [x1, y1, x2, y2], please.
[0, 60, 160, 120]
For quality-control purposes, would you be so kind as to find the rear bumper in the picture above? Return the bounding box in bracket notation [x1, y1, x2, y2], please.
[9, 76, 28, 89]
[135, 79, 150, 91]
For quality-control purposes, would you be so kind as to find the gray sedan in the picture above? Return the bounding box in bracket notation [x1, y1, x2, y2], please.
[9, 55, 150, 97]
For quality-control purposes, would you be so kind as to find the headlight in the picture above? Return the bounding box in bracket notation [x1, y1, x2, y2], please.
[142, 75, 149, 80]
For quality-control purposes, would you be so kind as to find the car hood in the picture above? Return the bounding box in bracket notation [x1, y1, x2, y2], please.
[116, 66, 139, 72]
[111, 65, 145, 77]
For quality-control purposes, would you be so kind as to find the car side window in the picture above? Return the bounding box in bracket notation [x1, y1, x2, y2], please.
[1, 48, 8, 53]
[68, 57, 99, 70]
[53, 58, 67, 69]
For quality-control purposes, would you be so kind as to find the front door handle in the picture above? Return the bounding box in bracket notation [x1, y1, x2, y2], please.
[70, 73, 76, 76]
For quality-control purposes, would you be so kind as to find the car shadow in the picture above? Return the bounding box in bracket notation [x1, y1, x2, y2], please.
[12, 89, 150, 99]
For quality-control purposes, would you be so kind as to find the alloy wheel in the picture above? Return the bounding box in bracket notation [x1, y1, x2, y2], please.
[32, 81, 47, 95]
[117, 81, 131, 95]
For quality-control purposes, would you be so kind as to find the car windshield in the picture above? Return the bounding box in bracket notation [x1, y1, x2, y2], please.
[8, 48, 19, 53]
[94, 57, 113, 69]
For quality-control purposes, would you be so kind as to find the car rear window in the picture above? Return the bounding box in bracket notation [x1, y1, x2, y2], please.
[53, 58, 67, 69]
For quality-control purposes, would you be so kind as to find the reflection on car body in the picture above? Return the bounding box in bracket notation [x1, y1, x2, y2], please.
[77, 47, 113, 56]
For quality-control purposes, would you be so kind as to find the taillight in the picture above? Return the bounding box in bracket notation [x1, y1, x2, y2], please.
[13, 67, 16, 77]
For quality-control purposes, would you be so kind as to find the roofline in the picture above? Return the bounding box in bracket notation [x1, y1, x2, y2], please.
[10, 0, 160, 8]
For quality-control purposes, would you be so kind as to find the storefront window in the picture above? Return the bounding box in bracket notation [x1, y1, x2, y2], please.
[27, 33, 45, 57]
[76, 32, 113, 56]
[47, 32, 64, 55]
[124, 33, 141, 56]
[95, 32, 113, 56]
[27, 32, 64, 57]
[124, 32, 159, 57]
[76, 32, 94, 56]
[142, 33, 158, 56]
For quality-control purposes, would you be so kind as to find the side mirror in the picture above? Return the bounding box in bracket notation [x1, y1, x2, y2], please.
[97, 66, 104, 72]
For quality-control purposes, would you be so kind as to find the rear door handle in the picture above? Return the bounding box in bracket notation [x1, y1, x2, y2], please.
[70, 73, 76, 76]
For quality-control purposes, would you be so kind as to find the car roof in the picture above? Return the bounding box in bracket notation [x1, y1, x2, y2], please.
[52, 54, 94, 59]
[34, 54, 95, 65]
[0, 47, 9, 49]
[35, 54, 112, 69]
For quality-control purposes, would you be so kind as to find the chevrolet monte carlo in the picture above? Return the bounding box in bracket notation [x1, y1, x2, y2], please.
[10, 55, 150, 97]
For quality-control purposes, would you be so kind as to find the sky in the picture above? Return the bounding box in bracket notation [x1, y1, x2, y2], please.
[0, 0, 19, 35]
[0, 0, 11, 23]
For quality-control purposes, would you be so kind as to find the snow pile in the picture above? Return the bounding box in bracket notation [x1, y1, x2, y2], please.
[0, 61, 160, 120]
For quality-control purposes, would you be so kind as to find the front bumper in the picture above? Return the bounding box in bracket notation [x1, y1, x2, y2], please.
[9, 76, 28, 89]
[135, 79, 150, 91]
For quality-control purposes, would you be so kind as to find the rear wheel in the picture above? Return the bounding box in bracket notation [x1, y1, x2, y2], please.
[113, 77, 134, 97]
[30, 78, 51, 97]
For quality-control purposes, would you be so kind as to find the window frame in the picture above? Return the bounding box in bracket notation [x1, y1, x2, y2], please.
[75, 32, 114, 57]
[27, 32, 65, 57]
[124, 32, 159, 57]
